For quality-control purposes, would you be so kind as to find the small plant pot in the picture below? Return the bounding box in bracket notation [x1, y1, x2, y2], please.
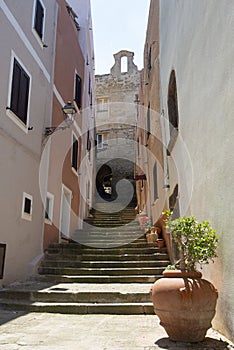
[146, 232, 158, 243]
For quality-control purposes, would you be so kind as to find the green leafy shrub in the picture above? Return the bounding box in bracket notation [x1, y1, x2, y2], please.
[164, 212, 218, 271]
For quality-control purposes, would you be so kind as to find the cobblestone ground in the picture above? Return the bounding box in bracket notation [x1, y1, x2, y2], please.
[0, 311, 234, 350]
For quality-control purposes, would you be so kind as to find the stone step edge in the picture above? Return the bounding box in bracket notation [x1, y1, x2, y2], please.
[0, 300, 154, 315]
[0, 291, 152, 303]
[34, 275, 162, 283]
[41, 259, 169, 263]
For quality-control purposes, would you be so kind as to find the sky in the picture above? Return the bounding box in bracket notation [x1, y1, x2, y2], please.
[90, 0, 151, 75]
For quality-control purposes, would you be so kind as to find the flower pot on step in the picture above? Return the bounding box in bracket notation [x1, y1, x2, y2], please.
[146, 232, 158, 243]
[150, 270, 218, 343]
[156, 238, 164, 248]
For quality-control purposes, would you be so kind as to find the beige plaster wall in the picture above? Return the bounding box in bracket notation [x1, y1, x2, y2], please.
[0, 0, 57, 284]
[159, 0, 234, 341]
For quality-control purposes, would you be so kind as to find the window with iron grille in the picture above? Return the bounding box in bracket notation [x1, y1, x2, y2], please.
[10, 58, 30, 125]
[34, 0, 45, 40]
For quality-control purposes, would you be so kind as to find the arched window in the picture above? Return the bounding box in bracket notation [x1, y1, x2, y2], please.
[167, 70, 179, 152]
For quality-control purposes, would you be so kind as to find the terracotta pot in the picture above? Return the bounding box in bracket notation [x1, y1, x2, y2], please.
[156, 238, 164, 248]
[150, 270, 218, 342]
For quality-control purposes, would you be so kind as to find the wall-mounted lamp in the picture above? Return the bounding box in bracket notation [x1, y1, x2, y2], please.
[45, 101, 77, 136]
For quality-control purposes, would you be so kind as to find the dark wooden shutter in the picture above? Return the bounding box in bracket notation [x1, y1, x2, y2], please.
[19, 71, 29, 124]
[72, 138, 78, 171]
[10, 60, 21, 115]
[75, 75, 82, 109]
[10, 59, 30, 125]
[34, 0, 44, 39]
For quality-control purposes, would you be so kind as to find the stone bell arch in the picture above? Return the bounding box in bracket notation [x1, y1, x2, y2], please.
[110, 50, 138, 77]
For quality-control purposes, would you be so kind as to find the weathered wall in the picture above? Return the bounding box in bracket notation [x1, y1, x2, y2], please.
[95, 51, 141, 201]
[159, 0, 234, 341]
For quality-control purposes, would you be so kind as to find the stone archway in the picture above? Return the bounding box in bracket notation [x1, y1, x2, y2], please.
[96, 164, 113, 200]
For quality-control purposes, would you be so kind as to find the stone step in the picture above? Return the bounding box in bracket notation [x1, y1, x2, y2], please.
[38, 266, 165, 276]
[72, 238, 144, 247]
[44, 252, 169, 261]
[45, 246, 163, 255]
[72, 229, 143, 236]
[48, 241, 152, 249]
[83, 222, 137, 227]
[0, 289, 151, 304]
[87, 219, 137, 224]
[0, 299, 154, 315]
[34, 274, 161, 283]
[48, 242, 156, 250]
[0, 203, 169, 316]
[41, 259, 170, 268]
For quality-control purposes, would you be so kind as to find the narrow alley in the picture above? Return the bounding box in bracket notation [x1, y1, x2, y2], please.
[1, 0, 234, 349]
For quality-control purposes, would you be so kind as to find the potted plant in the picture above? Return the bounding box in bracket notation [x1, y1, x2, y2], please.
[150, 211, 219, 343]
[141, 217, 159, 244]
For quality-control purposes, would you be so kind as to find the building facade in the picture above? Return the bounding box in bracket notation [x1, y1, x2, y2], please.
[135, 0, 166, 227]
[140, 0, 234, 341]
[0, 0, 57, 284]
[43, 0, 85, 248]
[0, 0, 95, 285]
[67, 0, 95, 225]
[95, 51, 141, 204]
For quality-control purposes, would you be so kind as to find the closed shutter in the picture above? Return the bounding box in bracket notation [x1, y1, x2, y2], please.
[72, 138, 78, 171]
[18, 71, 29, 124]
[75, 75, 82, 109]
[10, 60, 21, 115]
[34, 0, 44, 39]
[10, 59, 30, 125]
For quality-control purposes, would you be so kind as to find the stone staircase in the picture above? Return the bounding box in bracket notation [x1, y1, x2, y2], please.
[0, 203, 170, 314]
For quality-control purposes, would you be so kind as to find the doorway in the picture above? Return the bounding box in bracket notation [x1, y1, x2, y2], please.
[60, 184, 72, 240]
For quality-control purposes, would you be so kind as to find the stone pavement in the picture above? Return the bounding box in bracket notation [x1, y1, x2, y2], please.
[0, 310, 234, 350]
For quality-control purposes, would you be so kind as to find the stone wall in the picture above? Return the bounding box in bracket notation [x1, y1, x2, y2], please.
[95, 50, 141, 202]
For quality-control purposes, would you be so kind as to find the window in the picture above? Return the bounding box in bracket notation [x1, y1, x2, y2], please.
[33, 0, 45, 41]
[22, 193, 33, 221]
[121, 56, 128, 73]
[97, 134, 103, 149]
[87, 130, 91, 151]
[74, 74, 82, 110]
[72, 134, 79, 172]
[45, 192, 54, 224]
[148, 46, 152, 77]
[97, 98, 108, 112]
[88, 73, 91, 95]
[153, 163, 158, 201]
[10, 58, 30, 126]
[0, 243, 6, 279]
[147, 103, 151, 139]
[167, 70, 179, 152]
